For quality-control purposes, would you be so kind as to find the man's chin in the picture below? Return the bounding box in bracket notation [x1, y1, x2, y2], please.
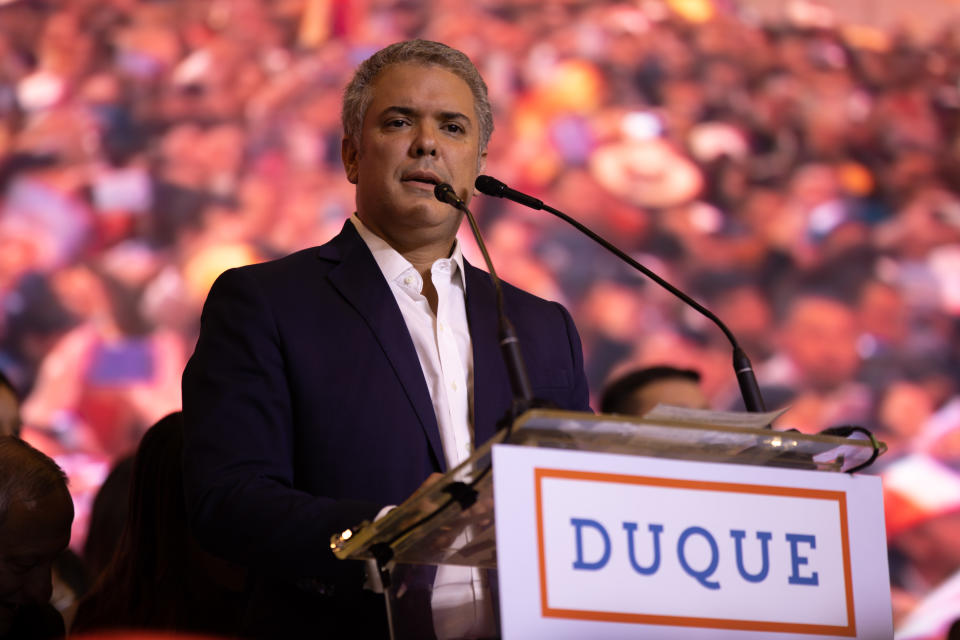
[399, 201, 462, 228]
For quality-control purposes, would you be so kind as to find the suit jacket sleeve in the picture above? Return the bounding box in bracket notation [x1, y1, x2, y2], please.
[553, 300, 592, 413]
[181, 267, 380, 582]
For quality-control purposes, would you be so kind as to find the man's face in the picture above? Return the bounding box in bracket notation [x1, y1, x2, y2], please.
[342, 62, 486, 252]
[0, 387, 20, 437]
[0, 489, 72, 633]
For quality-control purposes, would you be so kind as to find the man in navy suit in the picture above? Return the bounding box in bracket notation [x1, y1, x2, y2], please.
[181, 40, 590, 638]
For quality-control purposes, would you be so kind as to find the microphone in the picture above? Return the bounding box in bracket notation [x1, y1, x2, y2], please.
[475, 174, 767, 415]
[475, 175, 544, 210]
[434, 183, 535, 412]
[434, 182, 465, 209]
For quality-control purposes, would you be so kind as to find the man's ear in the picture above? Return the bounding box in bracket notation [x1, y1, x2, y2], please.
[342, 136, 359, 184]
[472, 151, 488, 197]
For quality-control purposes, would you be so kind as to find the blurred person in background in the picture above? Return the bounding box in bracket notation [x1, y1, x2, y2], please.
[72, 412, 244, 636]
[0, 271, 76, 404]
[81, 454, 135, 587]
[690, 271, 776, 364]
[0, 107, 97, 274]
[483, 215, 566, 304]
[758, 289, 871, 432]
[17, 249, 185, 555]
[576, 279, 650, 393]
[856, 277, 911, 386]
[23, 247, 186, 460]
[873, 381, 939, 461]
[884, 455, 960, 638]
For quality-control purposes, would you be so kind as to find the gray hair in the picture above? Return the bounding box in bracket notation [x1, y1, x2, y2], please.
[341, 40, 494, 154]
[0, 436, 70, 525]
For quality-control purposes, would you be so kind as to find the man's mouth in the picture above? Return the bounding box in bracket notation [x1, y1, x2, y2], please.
[402, 171, 443, 188]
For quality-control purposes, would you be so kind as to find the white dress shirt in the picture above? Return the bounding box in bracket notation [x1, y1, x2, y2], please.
[351, 215, 494, 639]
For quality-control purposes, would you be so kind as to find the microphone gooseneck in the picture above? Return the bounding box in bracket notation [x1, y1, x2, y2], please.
[475, 174, 767, 415]
[433, 183, 534, 409]
[368, 182, 531, 576]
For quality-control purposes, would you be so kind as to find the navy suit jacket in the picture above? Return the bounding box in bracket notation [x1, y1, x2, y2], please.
[181, 220, 590, 629]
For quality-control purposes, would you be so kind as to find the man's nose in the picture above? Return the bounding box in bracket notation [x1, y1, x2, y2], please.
[410, 125, 437, 157]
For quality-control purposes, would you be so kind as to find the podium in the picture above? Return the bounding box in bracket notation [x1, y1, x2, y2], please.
[330, 408, 892, 639]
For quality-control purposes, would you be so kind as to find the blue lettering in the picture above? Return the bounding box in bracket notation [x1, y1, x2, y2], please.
[786, 533, 819, 586]
[730, 529, 772, 583]
[677, 526, 720, 589]
[623, 522, 663, 575]
[571, 518, 611, 570]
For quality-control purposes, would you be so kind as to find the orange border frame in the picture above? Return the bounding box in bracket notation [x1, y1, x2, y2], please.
[533, 468, 856, 637]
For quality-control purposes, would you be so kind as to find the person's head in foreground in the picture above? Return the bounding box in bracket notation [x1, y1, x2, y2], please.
[601, 365, 709, 417]
[0, 436, 73, 637]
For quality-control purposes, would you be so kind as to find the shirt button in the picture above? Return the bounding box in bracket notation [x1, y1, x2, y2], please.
[403, 276, 414, 285]
[451, 381, 458, 391]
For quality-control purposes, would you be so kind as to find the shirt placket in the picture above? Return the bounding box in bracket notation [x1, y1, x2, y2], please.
[433, 260, 471, 465]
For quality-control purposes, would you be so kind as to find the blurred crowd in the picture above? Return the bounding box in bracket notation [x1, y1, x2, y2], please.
[0, 0, 959, 636]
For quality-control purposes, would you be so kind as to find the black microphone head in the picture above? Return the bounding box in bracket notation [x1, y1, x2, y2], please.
[475, 175, 507, 197]
[434, 183, 464, 208]
[475, 174, 544, 209]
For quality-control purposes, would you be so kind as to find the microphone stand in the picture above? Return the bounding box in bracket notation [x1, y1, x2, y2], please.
[475, 175, 767, 415]
[434, 182, 536, 420]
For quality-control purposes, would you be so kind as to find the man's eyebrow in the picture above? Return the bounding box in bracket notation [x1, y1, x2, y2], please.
[378, 106, 473, 124]
[379, 106, 417, 118]
[439, 110, 472, 124]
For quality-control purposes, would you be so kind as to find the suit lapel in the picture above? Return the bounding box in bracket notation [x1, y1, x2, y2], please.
[321, 223, 446, 472]
[464, 262, 512, 446]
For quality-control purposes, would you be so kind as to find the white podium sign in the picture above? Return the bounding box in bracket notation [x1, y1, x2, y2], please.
[493, 444, 892, 639]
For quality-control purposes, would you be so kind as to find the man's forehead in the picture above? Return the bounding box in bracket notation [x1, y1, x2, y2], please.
[373, 61, 461, 82]
[368, 63, 474, 106]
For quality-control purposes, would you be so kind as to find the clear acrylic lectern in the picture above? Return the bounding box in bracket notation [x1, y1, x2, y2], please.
[329, 408, 884, 638]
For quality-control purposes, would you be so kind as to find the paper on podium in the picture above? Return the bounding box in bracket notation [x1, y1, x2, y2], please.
[642, 403, 786, 428]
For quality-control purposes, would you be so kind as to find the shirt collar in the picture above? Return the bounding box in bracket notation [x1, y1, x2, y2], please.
[350, 214, 466, 291]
